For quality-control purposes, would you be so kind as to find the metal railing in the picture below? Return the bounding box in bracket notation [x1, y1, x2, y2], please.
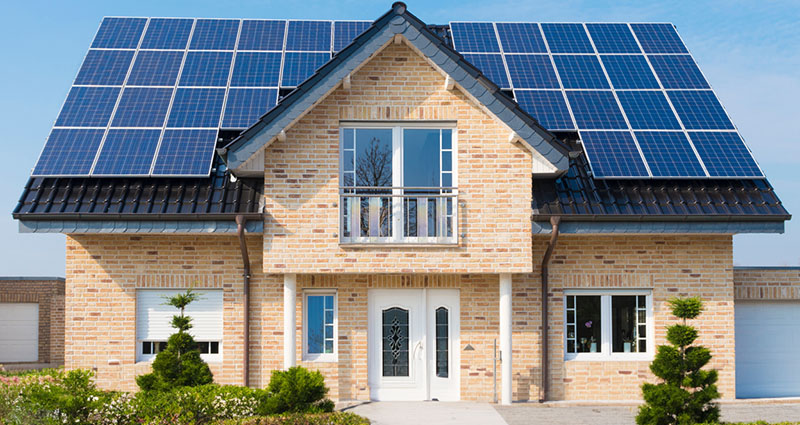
[339, 186, 458, 244]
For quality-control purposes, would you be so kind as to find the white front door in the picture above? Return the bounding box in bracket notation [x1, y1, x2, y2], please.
[368, 289, 460, 401]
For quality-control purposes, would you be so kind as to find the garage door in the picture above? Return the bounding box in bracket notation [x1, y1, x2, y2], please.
[0, 303, 39, 362]
[736, 301, 800, 398]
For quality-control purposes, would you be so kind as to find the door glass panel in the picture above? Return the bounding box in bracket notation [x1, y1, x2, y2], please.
[382, 307, 409, 377]
[435, 307, 449, 378]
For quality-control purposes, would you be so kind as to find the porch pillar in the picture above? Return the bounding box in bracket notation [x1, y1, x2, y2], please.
[283, 273, 297, 369]
[499, 273, 512, 405]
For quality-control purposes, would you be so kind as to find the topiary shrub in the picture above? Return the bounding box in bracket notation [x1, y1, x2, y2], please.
[137, 290, 214, 391]
[262, 367, 332, 415]
[636, 297, 720, 425]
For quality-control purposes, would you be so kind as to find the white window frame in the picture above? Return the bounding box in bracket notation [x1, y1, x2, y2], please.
[302, 289, 338, 362]
[563, 289, 654, 361]
[338, 122, 459, 245]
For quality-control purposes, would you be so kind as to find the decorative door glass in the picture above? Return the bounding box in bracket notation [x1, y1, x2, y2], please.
[382, 307, 409, 377]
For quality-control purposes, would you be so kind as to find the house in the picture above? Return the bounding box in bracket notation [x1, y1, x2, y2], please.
[11, 3, 793, 403]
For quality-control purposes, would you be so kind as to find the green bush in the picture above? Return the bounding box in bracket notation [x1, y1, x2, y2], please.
[137, 290, 214, 391]
[637, 297, 720, 425]
[216, 413, 370, 425]
[263, 367, 333, 414]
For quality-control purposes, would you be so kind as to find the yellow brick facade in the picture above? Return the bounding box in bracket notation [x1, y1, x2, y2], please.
[60, 38, 743, 402]
[734, 267, 800, 300]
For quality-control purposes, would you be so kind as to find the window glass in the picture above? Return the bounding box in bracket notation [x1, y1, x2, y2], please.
[382, 307, 409, 377]
[567, 295, 602, 353]
[435, 307, 449, 378]
[403, 129, 441, 188]
[307, 294, 335, 354]
[354, 129, 393, 187]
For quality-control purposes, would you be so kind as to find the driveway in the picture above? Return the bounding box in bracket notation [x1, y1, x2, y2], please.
[347, 400, 800, 424]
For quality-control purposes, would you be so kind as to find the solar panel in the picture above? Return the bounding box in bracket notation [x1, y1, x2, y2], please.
[140, 18, 194, 50]
[190, 19, 240, 50]
[688, 132, 763, 177]
[238, 20, 286, 51]
[630, 23, 688, 54]
[111, 87, 173, 128]
[580, 131, 649, 178]
[281, 52, 330, 87]
[55, 86, 120, 127]
[496, 23, 547, 53]
[634, 131, 705, 177]
[167, 88, 226, 128]
[92, 17, 147, 49]
[286, 21, 331, 51]
[179, 51, 233, 87]
[599, 55, 660, 89]
[33, 129, 105, 176]
[585, 23, 640, 54]
[552, 55, 609, 89]
[92, 129, 161, 175]
[230, 52, 282, 87]
[126, 50, 184, 86]
[504, 54, 559, 89]
[616, 91, 680, 130]
[648, 55, 709, 89]
[667, 90, 734, 130]
[566, 91, 627, 129]
[450, 22, 500, 53]
[152, 129, 218, 175]
[334, 21, 371, 51]
[74, 50, 134, 86]
[515, 90, 575, 131]
[540, 23, 594, 53]
[462, 54, 509, 89]
[222, 88, 278, 128]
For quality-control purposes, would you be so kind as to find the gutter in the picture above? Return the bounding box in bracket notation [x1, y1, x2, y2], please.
[235, 215, 251, 387]
[531, 213, 792, 223]
[539, 216, 561, 402]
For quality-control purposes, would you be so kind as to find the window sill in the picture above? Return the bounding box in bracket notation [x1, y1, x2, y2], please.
[565, 354, 653, 362]
[136, 357, 223, 364]
[340, 241, 459, 248]
[302, 354, 338, 363]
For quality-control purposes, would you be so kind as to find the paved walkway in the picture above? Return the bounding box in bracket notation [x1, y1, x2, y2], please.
[346, 401, 507, 425]
[347, 400, 800, 424]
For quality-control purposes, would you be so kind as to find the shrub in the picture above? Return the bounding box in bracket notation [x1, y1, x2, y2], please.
[636, 297, 720, 425]
[132, 384, 270, 424]
[263, 367, 333, 415]
[216, 413, 370, 425]
[137, 289, 214, 391]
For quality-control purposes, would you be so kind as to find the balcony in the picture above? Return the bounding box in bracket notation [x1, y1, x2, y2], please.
[339, 187, 458, 245]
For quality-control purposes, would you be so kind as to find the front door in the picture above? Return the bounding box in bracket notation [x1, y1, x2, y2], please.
[368, 289, 460, 401]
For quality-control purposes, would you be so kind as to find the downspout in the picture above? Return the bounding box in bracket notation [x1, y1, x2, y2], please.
[539, 216, 561, 402]
[235, 215, 251, 387]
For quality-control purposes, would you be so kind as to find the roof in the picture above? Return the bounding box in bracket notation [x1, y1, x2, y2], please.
[221, 2, 571, 172]
[532, 154, 790, 222]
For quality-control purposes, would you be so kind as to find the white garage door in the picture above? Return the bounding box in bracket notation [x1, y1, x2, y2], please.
[0, 303, 39, 362]
[736, 301, 800, 398]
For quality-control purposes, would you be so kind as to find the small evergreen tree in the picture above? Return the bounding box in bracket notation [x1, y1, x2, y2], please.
[636, 297, 720, 425]
[136, 290, 213, 391]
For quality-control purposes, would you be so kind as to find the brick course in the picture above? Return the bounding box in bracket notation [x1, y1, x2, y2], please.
[0, 278, 65, 365]
[734, 267, 800, 300]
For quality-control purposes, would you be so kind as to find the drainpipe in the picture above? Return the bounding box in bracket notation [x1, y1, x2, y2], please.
[539, 216, 561, 402]
[236, 215, 251, 387]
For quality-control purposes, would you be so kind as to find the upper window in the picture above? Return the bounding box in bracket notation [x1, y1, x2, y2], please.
[339, 125, 458, 244]
[303, 291, 337, 361]
[136, 289, 223, 362]
[564, 290, 652, 360]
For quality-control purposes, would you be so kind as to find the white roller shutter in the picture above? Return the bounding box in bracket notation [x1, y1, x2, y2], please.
[136, 290, 223, 342]
[0, 303, 39, 362]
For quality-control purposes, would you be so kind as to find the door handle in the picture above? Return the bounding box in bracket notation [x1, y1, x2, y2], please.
[414, 340, 424, 360]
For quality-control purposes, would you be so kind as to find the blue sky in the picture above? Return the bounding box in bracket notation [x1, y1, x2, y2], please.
[1, 0, 798, 276]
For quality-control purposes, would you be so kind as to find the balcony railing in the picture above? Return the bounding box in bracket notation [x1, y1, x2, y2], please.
[339, 186, 458, 244]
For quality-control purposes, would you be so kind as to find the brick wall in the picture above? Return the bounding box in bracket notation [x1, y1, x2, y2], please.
[262, 41, 533, 274]
[0, 277, 65, 365]
[734, 267, 800, 300]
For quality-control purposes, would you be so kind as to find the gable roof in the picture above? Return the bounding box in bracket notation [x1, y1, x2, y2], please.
[220, 2, 571, 173]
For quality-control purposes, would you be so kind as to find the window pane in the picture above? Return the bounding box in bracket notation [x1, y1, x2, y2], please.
[142, 342, 152, 355]
[442, 151, 452, 172]
[382, 307, 409, 377]
[403, 129, 441, 188]
[307, 295, 325, 354]
[198, 341, 209, 354]
[343, 151, 355, 172]
[435, 307, 449, 377]
[442, 129, 452, 149]
[575, 296, 601, 353]
[210, 341, 219, 354]
[343, 128, 354, 149]
[612, 295, 637, 353]
[355, 129, 393, 187]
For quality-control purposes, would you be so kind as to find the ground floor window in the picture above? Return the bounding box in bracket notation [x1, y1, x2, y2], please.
[303, 290, 337, 361]
[564, 290, 652, 360]
[136, 289, 223, 362]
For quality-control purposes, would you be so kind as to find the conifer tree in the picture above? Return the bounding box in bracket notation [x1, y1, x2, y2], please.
[636, 297, 719, 425]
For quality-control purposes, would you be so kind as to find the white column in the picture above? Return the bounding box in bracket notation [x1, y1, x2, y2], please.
[283, 273, 297, 369]
[499, 273, 512, 405]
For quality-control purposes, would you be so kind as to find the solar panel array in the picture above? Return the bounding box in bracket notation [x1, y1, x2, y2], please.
[33, 17, 371, 177]
[450, 22, 764, 179]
